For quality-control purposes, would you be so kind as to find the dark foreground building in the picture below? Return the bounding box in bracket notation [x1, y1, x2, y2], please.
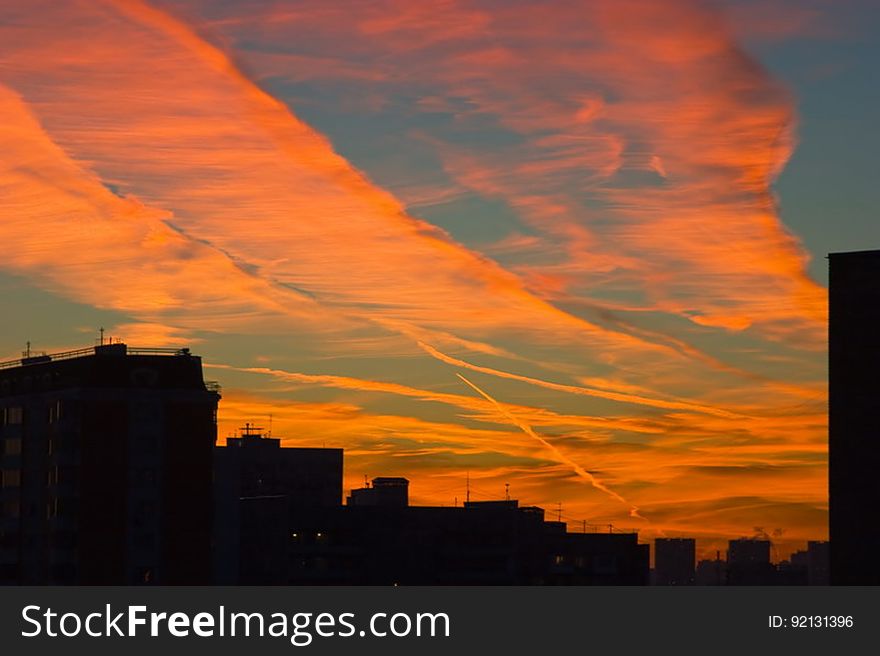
[0, 343, 219, 584]
[213, 426, 342, 584]
[789, 540, 830, 586]
[726, 538, 775, 585]
[829, 250, 880, 584]
[230, 474, 649, 585]
[654, 538, 695, 585]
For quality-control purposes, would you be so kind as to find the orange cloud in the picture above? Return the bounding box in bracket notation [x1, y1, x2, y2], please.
[0, 0, 829, 550]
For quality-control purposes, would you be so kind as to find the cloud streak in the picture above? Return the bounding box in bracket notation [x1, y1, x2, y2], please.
[0, 0, 828, 549]
[456, 373, 643, 518]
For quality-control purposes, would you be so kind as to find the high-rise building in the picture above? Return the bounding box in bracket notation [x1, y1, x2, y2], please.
[828, 250, 880, 584]
[806, 540, 830, 586]
[654, 537, 695, 585]
[212, 426, 342, 584]
[0, 343, 219, 584]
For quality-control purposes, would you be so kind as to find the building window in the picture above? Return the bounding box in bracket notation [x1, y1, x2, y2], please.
[1, 438, 22, 456]
[1, 470, 21, 488]
[3, 407, 23, 426]
[48, 400, 62, 424]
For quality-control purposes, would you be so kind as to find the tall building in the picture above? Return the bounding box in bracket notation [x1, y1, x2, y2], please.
[0, 343, 219, 584]
[828, 250, 880, 584]
[654, 537, 695, 585]
[788, 541, 829, 586]
[212, 426, 342, 584]
[806, 540, 830, 586]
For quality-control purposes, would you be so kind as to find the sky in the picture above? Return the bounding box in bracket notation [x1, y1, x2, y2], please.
[1, 0, 877, 560]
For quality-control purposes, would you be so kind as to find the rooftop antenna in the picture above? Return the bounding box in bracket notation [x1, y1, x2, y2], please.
[240, 422, 264, 438]
[466, 471, 470, 504]
[99, 327, 105, 346]
[364, 474, 369, 489]
[556, 502, 562, 522]
[582, 519, 587, 533]
[24, 341, 31, 358]
[505, 482, 510, 501]
[268, 413, 273, 438]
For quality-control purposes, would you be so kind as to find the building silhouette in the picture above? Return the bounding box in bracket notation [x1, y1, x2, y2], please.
[806, 540, 830, 585]
[1, 335, 839, 586]
[776, 542, 830, 586]
[695, 553, 726, 586]
[213, 426, 342, 584]
[229, 477, 649, 585]
[0, 343, 219, 584]
[347, 477, 409, 507]
[829, 250, 880, 584]
[726, 538, 775, 585]
[654, 537, 695, 585]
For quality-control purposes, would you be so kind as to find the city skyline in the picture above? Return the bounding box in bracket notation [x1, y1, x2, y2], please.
[0, 341, 829, 585]
[2, 0, 878, 561]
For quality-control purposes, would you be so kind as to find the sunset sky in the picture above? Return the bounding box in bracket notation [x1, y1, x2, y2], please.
[2, 0, 878, 560]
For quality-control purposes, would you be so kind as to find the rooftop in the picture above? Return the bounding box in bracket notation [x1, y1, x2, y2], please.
[0, 342, 194, 371]
[0, 342, 221, 395]
[828, 249, 880, 258]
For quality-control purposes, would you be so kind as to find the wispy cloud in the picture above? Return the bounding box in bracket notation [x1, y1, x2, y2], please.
[0, 0, 828, 550]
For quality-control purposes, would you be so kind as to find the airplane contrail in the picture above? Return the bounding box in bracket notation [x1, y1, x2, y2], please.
[455, 373, 645, 520]
[422, 341, 740, 419]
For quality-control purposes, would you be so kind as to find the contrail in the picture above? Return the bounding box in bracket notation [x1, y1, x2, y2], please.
[455, 373, 645, 520]
[421, 341, 741, 419]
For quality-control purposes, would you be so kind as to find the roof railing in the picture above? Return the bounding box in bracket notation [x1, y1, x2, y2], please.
[0, 345, 194, 370]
